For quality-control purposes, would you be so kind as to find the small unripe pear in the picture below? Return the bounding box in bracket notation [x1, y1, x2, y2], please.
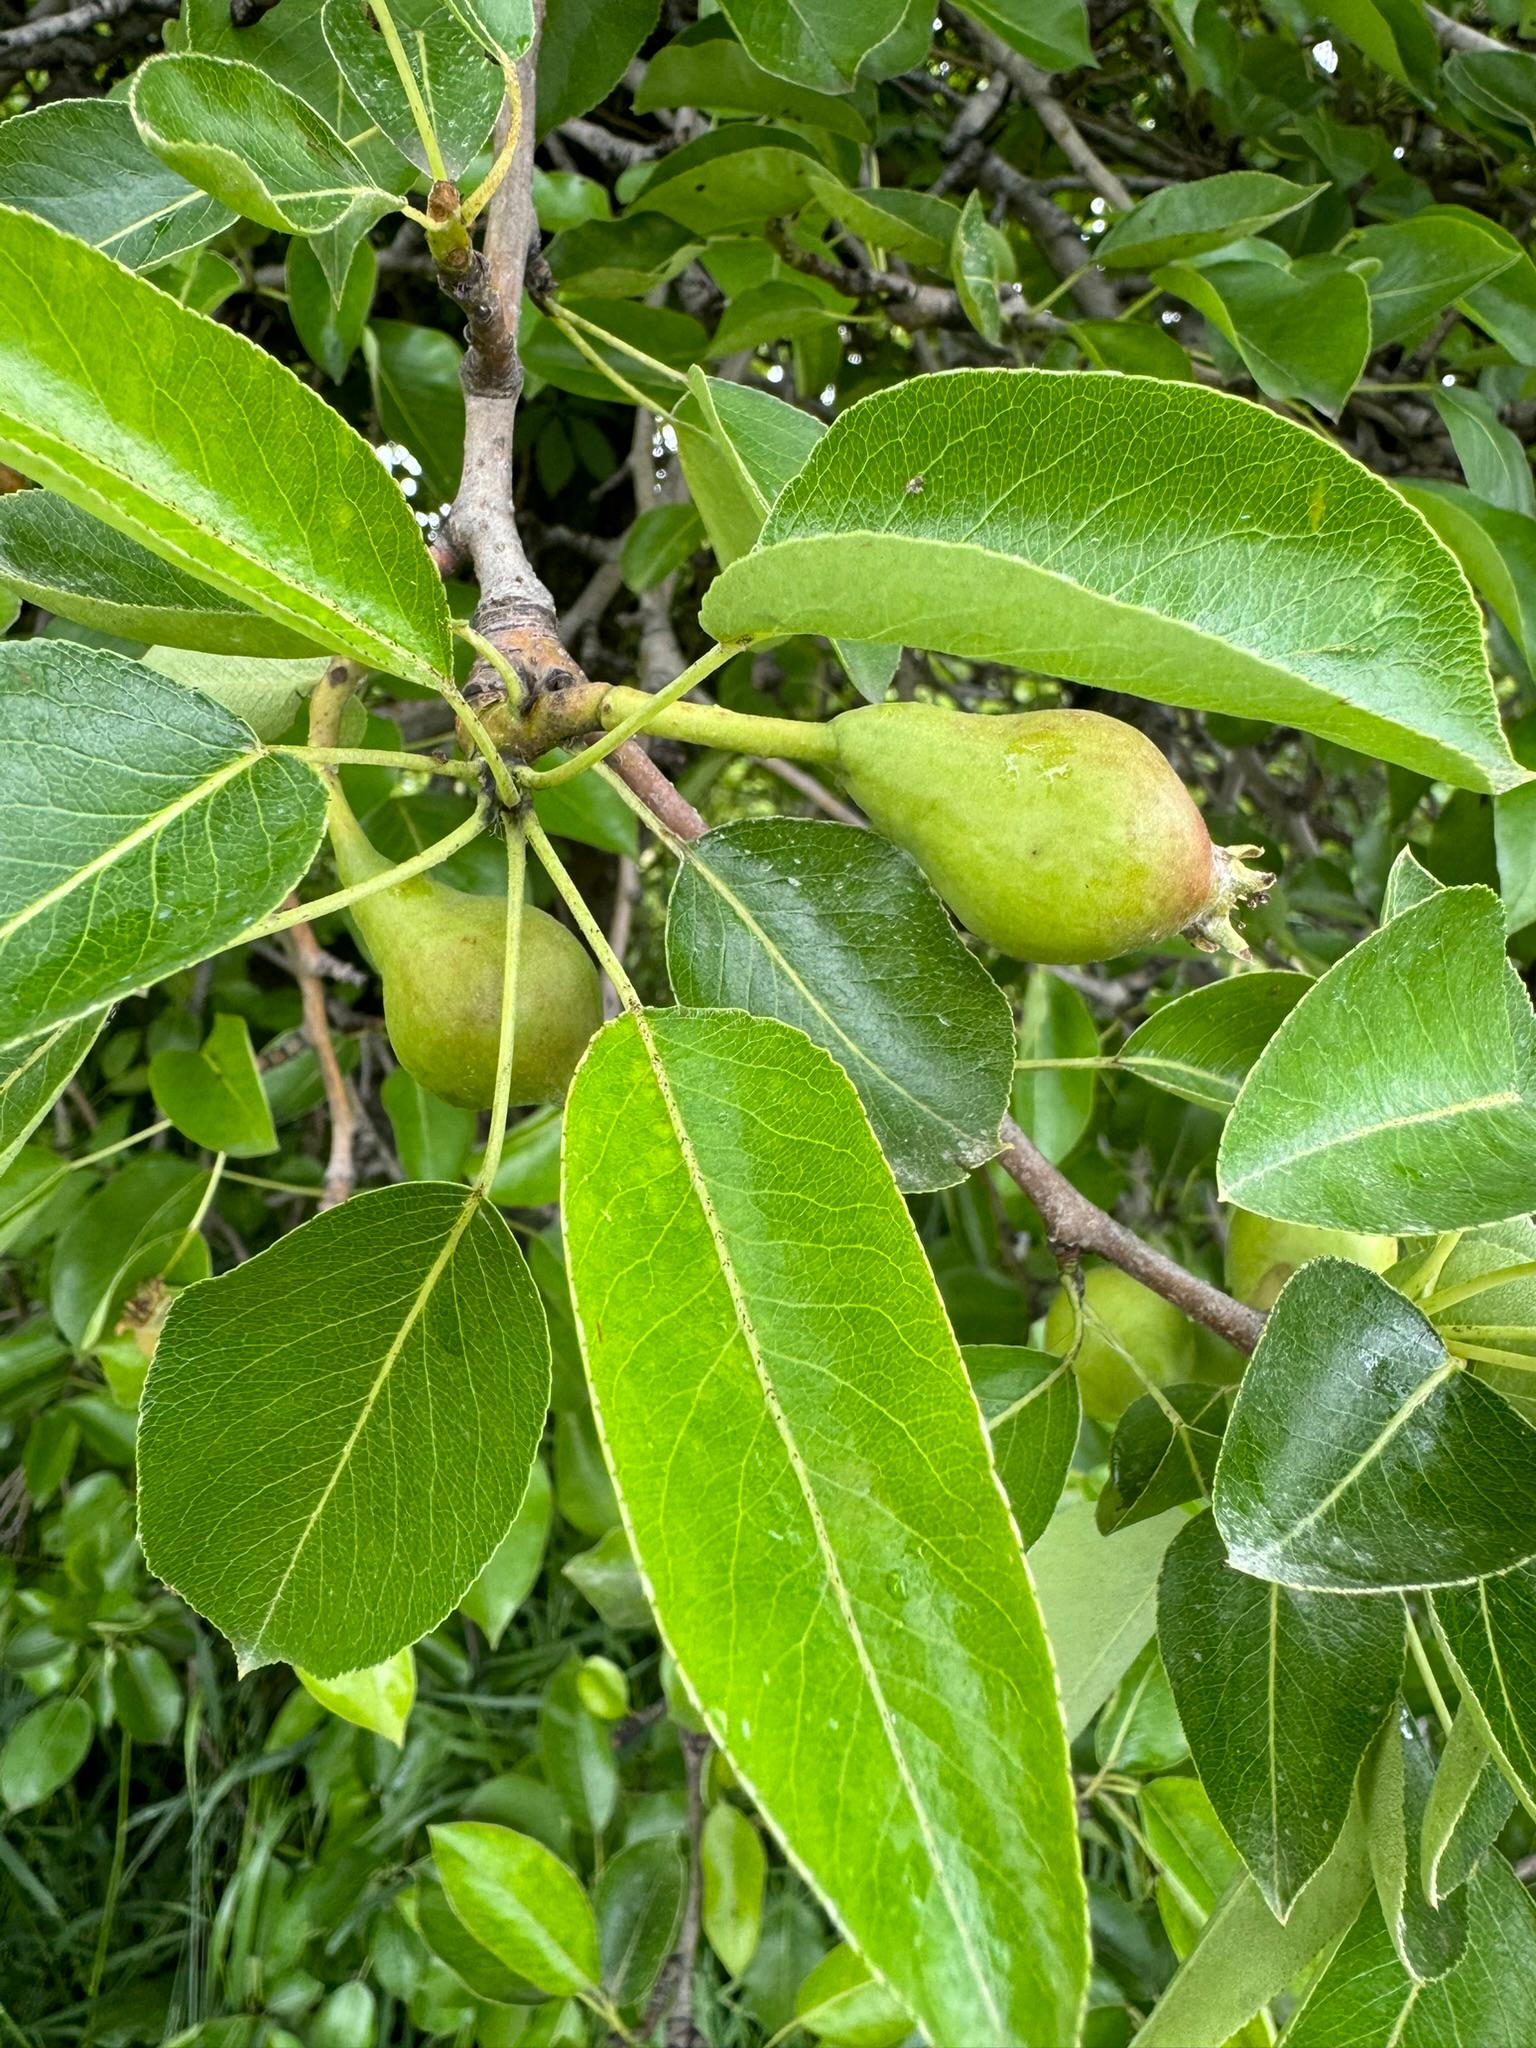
[830, 703, 1267, 965]
[1043, 1264, 1197, 1425]
[1224, 1209, 1397, 1313]
[328, 794, 602, 1112]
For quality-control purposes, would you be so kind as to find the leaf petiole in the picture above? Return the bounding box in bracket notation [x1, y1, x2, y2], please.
[524, 810, 640, 1014]
[474, 818, 527, 1198]
[365, 0, 448, 183]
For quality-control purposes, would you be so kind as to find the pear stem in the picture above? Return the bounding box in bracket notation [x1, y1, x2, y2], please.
[596, 687, 843, 769]
[519, 642, 749, 790]
[524, 810, 641, 1014]
[475, 819, 528, 1197]
[238, 809, 489, 949]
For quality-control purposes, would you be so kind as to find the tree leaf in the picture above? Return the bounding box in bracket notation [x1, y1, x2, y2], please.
[1097, 1382, 1230, 1534]
[1433, 385, 1536, 520]
[713, 0, 911, 91]
[461, 1455, 551, 1647]
[1421, 1706, 1515, 1906]
[701, 368, 1518, 792]
[0, 1015, 105, 1178]
[1433, 1560, 1536, 1816]
[140, 646, 332, 743]
[631, 127, 827, 234]
[430, 1822, 599, 1995]
[702, 1802, 767, 1978]
[1282, 1852, 1536, 2047]
[149, 1013, 278, 1157]
[298, 1647, 417, 1746]
[287, 232, 376, 384]
[0, 97, 234, 270]
[0, 206, 451, 685]
[1140, 1774, 1241, 1957]
[664, 819, 1014, 1192]
[540, 1655, 617, 1834]
[130, 53, 387, 236]
[1013, 970, 1099, 1163]
[50, 1155, 210, 1352]
[960, 0, 1091, 70]
[965, 1345, 1079, 1548]
[952, 190, 1004, 343]
[0, 493, 319, 659]
[562, 1006, 1088, 2046]
[794, 1943, 912, 2046]
[1118, 972, 1310, 1112]
[1097, 1639, 1188, 1776]
[1219, 888, 1536, 1233]
[322, 0, 502, 179]
[1100, 171, 1322, 269]
[1031, 1499, 1186, 1739]
[535, 0, 660, 136]
[0, 1699, 94, 1813]
[596, 1835, 687, 2009]
[807, 172, 961, 266]
[364, 319, 467, 511]
[634, 21, 874, 139]
[1158, 1512, 1402, 1917]
[137, 1182, 550, 1676]
[441, 0, 535, 62]
[1352, 213, 1519, 349]
[1155, 247, 1371, 418]
[1212, 1260, 1536, 1593]
[1364, 1706, 1471, 1981]
[0, 642, 327, 1052]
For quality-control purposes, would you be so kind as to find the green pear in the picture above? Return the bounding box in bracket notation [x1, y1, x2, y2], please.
[1224, 1208, 1397, 1313]
[830, 703, 1266, 965]
[1043, 1264, 1198, 1425]
[328, 793, 602, 1112]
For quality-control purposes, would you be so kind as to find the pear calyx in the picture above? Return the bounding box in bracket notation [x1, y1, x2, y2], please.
[1184, 844, 1274, 959]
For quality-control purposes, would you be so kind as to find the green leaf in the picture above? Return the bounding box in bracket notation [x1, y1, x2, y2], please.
[562, 1526, 651, 1631]
[1446, 46, 1536, 142]
[461, 1455, 551, 1647]
[1282, 1853, 1536, 2047]
[1213, 1260, 1536, 1593]
[50, 1155, 210, 1351]
[0, 1699, 93, 1812]
[1013, 970, 1099, 1163]
[0, 97, 235, 270]
[1433, 386, 1535, 520]
[633, 129, 828, 234]
[1158, 1512, 1402, 1916]
[1352, 213, 1518, 349]
[1323, 0, 1440, 89]
[1365, 1707, 1471, 1982]
[1433, 1560, 1536, 1815]
[965, 1345, 1079, 1549]
[137, 1182, 550, 1676]
[1128, 1811, 1372, 2047]
[430, 1822, 599, 1995]
[665, 819, 1014, 1191]
[596, 1835, 687, 2009]
[540, 1655, 617, 1833]
[0, 494, 321, 659]
[676, 367, 822, 565]
[535, 0, 660, 136]
[521, 298, 703, 408]
[412, 1869, 539, 2004]
[1392, 480, 1536, 679]
[130, 52, 387, 236]
[793, 1944, 911, 2047]
[1118, 972, 1311, 1112]
[109, 1644, 183, 1745]
[1415, 1215, 1536, 1423]
[150, 1013, 279, 1157]
[322, 0, 502, 178]
[1071, 316, 1194, 381]
[620, 502, 704, 592]
[1097, 1382, 1230, 1534]
[807, 171, 961, 267]
[0, 643, 327, 1051]
[714, 0, 911, 91]
[1421, 1706, 1515, 1905]
[1219, 888, 1536, 1233]
[0, 206, 451, 685]
[287, 232, 376, 385]
[702, 1802, 767, 1978]
[562, 1007, 1088, 2045]
[547, 213, 702, 299]
[441, 0, 534, 62]
[1097, 171, 1323, 270]
[1140, 1775, 1242, 1957]
[0, 1016, 105, 1179]
[1096, 1639, 1188, 1776]
[1031, 1499, 1186, 1739]
[952, 190, 1005, 342]
[298, 1647, 417, 1747]
[635, 21, 873, 138]
[363, 319, 466, 511]
[380, 1067, 475, 1183]
[701, 368, 1518, 792]
[1155, 247, 1371, 418]
[140, 647, 332, 742]
[961, 0, 1091, 69]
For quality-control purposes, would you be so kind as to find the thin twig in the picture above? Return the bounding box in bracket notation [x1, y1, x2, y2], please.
[0, 0, 172, 57]
[287, 920, 358, 1210]
[965, 24, 1134, 211]
[644, 1729, 711, 2046]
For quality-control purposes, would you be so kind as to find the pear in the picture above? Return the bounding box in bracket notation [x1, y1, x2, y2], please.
[1224, 1208, 1397, 1313]
[830, 703, 1267, 965]
[328, 793, 602, 1112]
[1043, 1264, 1198, 1425]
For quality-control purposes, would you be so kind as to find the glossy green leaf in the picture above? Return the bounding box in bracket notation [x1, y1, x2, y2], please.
[1415, 1215, 1536, 1424]
[380, 1067, 474, 1183]
[1158, 1512, 1402, 1916]
[633, 128, 827, 234]
[793, 1944, 911, 2047]
[1096, 1639, 1188, 1776]
[1282, 1853, 1536, 2047]
[702, 368, 1517, 792]
[1097, 1382, 1230, 1534]
[50, 1155, 210, 1351]
[363, 319, 466, 511]
[0, 206, 451, 685]
[714, 0, 909, 91]
[1433, 1560, 1536, 1815]
[1214, 1260, 1536, 1593]
[1447, 46, 1536, 139]
[109, 1644, 183, 1745]
[1323, 0, 1440, 88]
[1434, 385, 1535, 520]
[1365, 1707, 1470, 1981]
[461, 1455, 551, 1647]
[702, 1802, 767, 1979]
[676, 368, 822, 566]
[539, 1656, 617, 1834]
[1013, 970, 1099, 1163]
[1031, 1500, 1185, 1739]
[620, 502, 704, 592]
[1118, 972, 1310, 1112]
[412, 1870, 539, 2004]
[597, 1835, 687, 2009]
[962, 0, 1092, 70]
[299, 1647, 417, 1747]
[1352, 212, 1518, 348]
[0, 495, 320, 659]
[563, 1006, 1089, 2046]
[634, 21, 873, 138]
[952, 191, 1005, 343]
[130, 53, 387, 235]
[441, 0, 534, 61]
[149, 1013, 278, 1157]
[536, 0, 659, 135]
[1098, 171, 1323, 270]
[1071, 316, 1194, 380]
[0, 1698, 93, 1812]
[0, 1016, 105, 1179]
[1140, 1775, 1241, 1958]
[287, 232, 376, 384]
[1220, 889, 1536, 1233]
[0, 642, 327, 1051]
[807, 172, 961, 267]
[141, 647, 332, 742]
[1155, 247, 1371, 418]
[323, 0, 502, 177]
[562, 1526, 650, 1631]
[0, 97, 234, 270]
[1421, 1706, 1515, 1906]
[430, 1822, 599, 1995]
[965, 1345, 1079, 1549]
[665, 819, 1014, 1191]
[138, 1182, 550, 1676]
[548, 213, 700, 301]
